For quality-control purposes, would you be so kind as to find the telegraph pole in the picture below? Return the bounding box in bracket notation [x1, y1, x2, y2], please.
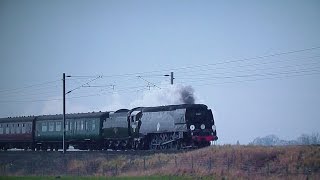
[62, 73, 66, 154]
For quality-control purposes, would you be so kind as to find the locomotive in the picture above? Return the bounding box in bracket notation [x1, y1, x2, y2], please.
[0, 104, 218, 151]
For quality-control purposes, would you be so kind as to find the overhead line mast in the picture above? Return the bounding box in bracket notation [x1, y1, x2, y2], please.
[164, 72, 174, 85]
[63, 73, 66, 154]
[171, 72, 174, 85]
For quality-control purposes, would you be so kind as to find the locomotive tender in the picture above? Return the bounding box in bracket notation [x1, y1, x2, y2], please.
[0, 104, 217, 151]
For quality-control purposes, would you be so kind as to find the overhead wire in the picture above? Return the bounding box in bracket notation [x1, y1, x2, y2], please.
[176, 54, 320, 76]
[176, 71, 320, 87]
[178, 61, 320, 80]
[64, 46, 320, 79]
[1, 46, 320, 103]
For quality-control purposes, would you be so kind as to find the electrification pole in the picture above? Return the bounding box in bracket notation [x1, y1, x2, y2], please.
[164, 72, 174, 85]
[170, 72, 174, 85]
[62, 73, 66, 154]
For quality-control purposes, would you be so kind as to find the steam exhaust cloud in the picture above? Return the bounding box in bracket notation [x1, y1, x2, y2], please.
[130, 84, 196, 108]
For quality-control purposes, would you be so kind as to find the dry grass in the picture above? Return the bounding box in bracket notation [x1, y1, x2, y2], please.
[1, 145, 319, 179]
[117, 145, 320, 179]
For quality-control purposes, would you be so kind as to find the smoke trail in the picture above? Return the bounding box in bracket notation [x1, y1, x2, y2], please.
[130, 84, 197, 107]
[179, 85, 195, 104]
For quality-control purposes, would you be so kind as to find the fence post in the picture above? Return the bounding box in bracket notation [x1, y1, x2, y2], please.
[115, 164, 118, 176]
[143, 157, 146, 170]
[267, 163, 270, 175]
[227, 157, 230, 173]
[175, 156, 177, 167]
[209, 157, 212, 171]
[191, 156, 194, 170]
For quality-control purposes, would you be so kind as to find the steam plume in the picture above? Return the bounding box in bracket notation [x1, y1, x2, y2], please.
[130, 84, 196, 107]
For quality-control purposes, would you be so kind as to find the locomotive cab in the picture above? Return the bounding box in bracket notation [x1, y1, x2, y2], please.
[129, 110, 142, 137]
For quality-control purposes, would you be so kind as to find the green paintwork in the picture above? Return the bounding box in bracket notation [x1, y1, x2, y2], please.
[102, 127, 129, 139]
[35, 118, 102, 142]
[102, 111, 129, 139]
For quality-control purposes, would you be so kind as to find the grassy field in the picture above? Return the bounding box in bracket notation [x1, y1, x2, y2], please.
[0, 176, 198, 180]
[1, 145, 319, 179]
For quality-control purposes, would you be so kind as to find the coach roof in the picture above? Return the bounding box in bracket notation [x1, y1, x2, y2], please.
[0, 116, 36, 123]
[36, 111, 108, 121]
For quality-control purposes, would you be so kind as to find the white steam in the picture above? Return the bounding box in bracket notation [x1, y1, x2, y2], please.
[103, 92, 125, 111]
[41, 96, 89, 115]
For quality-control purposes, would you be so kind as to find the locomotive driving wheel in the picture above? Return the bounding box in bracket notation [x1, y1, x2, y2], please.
[159, 133, 169, 149]
[149, 134, 160, 150]
[149, 133, 178, 150]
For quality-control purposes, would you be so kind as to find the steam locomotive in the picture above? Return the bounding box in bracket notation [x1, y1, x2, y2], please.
[0, 104, 218, 151]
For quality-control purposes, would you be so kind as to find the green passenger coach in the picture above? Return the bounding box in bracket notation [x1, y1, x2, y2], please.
[35, 112, 108, 150]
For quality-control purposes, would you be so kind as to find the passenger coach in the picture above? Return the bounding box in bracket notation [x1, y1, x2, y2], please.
[35, 112, 108, 151]
[0, 116, 35, 150]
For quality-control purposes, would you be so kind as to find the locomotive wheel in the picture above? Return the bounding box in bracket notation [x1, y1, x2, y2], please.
[159, 134, 169, 149]
[108, 141, 114, 149]
[149, 135, 160, 150]
[149, 133, 177, 150]
[121, 140, 128, 150]
[103, 141, 109, 150]
[134, 141, 139, 150]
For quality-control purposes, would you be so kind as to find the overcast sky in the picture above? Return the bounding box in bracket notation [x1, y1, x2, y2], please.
[1, 0, 319, 144]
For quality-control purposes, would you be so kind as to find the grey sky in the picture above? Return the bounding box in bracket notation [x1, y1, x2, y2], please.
[0, 0, 319, 144]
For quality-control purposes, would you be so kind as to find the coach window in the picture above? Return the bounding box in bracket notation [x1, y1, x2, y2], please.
[16, 124, 19, 134]
[72, 121, 75, 130]
[16, 124, 20, 134]
[77, 121, 81, 130]
[15, 124, 18, 134]
[80, 120, 84, 130]
[6, 124, 9, 134]
[0, 124, 3, 134]
[22, 123, 26, 134]
[74, 121, 77, 130]
[74, 120, 80, 130]
[49, 122, 54, 132]
[66, 121, 69, 131]
[11, 124, 15, 134]
[69, 121, 72, 131]
[85, 121, 88, 130]
[15, 124, 19, 134]
[42, 122, 47, 132]
[26, 123, 31, 133]
[92, 120, 96, 130]
[56, 122, 61, 131]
